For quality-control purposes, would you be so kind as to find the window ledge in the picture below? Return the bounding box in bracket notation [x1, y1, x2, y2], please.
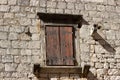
[33, 64, 90, 77]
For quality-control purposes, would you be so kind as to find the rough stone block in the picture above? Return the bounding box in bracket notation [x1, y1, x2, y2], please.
[14, 56, 20, 63]
[65, 9, 72, 14]
[115, 55, 120, 59]
[0, 19, 3, 25]
[85, 4, 97, 10]
[116, 6, 120, 12]
[7, 49, 20, 55]
[72, 10, 79, 14]
[80, 44, 89, 52]
[95, 63, 103, 68]
[108, 69, 119, 75]
[57, 2, 66, 9]
[107, 58, 116, 63]
[0, 56, 1, 62]
[0, 49, 7, 55]
[65, 0, 76, 2]
[4, 13, 14, 18]
[0, 0, 7, 4]
[60, 77, 73, 80]
[19, 18, 31, 26]
[28, 41, 40, 49]
[32, 50, 40, 55]
[27, 14, 36, 18]
[47, 1, 56, 8]
[97, 5, 105, 11]
[15, 13, 26, 18]
[12, 41, 29, 48]
[90, 45, 95, 53]
[95, 45, 106, 53]
[117, 63, 120, 68]
[18, 0, 30, 6]
[0, 72, 12, 78]
[2, 55, 13, 62]
[21, 49, 31, 55]
[107, 0, 115, 5]
[110, 23, 119, 30]
[0, 26, 9, 32]
[91, 54, 98, 62]
[0, 5, 10, 12]
[106, 5, 115, 12]
[21, 56, 32, 63]
[17, 63, 31, 72]
[0, 13, 3, 18]
[10, 26, 25, 33]
[106, 30, 116, 40]
[40, 0, 46, 7]
[31, 34, 40, 40]
[116, 47, 120, 54]
[116, 31, 120, 40]
[0, 40, 11, 48]
[10, 6, 20, 12]
[36, 7, 46, 13]
[75, 3, 84, 10]
[30, 27, 39, 33]
[5, 63, 18, 71]
[114, 76, 120, 80]
[97, 69, 106, 76]
[104, 63, 109, 69]
[30, 0, 39, 6]
[50, 78, 58, 80]
[81, 0, 103, 3]
[8, 33, 18, 40]
[81, 52, 90, 61]
[80, 26, 89, 39]
[110, 63, 117, 68]
[8, 0, 17, 5]
[32, 56, 41, 63]
[0, 32, 7, 40]
[67, 3, 74, 9]
[18, 33, 31, 40]
[47, 8, 56, 13]
[0, 63, 4, 71]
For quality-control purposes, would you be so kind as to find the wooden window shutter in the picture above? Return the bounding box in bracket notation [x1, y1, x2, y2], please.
[46, 26, 74, 66]
[60, 27, 74, 65]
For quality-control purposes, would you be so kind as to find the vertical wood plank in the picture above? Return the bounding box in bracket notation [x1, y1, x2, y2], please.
[60, 27, 74, 65]
[46, 26, 60, 65]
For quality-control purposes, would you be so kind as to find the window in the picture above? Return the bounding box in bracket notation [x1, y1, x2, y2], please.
[45, 26, 75, 66]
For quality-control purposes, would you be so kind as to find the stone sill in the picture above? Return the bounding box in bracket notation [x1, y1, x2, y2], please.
[39, 66, 82, 73]
[33, 64, 90, 77]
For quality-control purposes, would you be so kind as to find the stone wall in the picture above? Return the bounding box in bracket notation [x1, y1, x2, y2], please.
[0, 0, 120, 80]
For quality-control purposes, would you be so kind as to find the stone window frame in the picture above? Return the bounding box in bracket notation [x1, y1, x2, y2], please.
[37, 13, 82, 67]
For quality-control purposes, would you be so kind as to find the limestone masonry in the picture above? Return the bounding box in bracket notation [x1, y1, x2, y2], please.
[0, 0, 120, 80]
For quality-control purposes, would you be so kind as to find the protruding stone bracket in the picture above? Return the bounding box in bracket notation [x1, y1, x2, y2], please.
[82, 65, 91, 78]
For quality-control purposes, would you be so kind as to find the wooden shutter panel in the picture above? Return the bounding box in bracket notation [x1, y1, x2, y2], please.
[60, 27, 74, 65]
[46, 26, 61, 65]
[46, 26, 74, 66]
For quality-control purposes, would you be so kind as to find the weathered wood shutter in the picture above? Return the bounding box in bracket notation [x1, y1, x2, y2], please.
[46, 26, 74, 66]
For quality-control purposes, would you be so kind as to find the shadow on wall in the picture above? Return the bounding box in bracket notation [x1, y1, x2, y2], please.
[87, 71, 98, 80]
[92, 32, 116, 53]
